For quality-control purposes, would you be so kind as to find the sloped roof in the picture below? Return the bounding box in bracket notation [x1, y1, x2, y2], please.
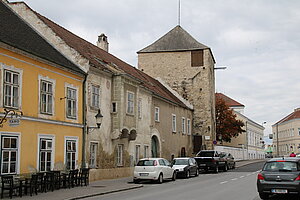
[138, 25, 209, 53]
[216, 93, 245, 108]
[0, 1, 84, 75]
[276, 108, 300, 125]
[29, 6, 189, 109]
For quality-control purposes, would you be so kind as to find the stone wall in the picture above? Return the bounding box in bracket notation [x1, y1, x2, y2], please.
[89, 167, 134, 181]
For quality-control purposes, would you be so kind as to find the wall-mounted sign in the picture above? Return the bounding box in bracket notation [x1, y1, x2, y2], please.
[9, 118, 20, 127]
[204, 136, 211, 141]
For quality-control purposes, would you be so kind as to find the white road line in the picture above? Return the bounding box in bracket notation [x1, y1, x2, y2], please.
[247, 174, 251, 176]
[220, 181, 228, 184]
[240, 176, 245, 178]
[231, 178, 238, 181]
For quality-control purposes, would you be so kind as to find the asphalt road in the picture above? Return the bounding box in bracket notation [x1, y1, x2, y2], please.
[86, 161, 300, 200]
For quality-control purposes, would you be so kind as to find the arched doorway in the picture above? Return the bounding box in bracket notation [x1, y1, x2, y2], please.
[151, 136, 159, 158]
[181, 147, 186, 157]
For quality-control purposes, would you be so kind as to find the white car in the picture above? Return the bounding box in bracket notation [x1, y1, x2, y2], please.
[133, 158, 176, 183]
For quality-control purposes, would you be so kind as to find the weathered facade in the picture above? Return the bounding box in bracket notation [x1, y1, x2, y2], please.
[9, 2, 194, 180]
[138, 25, 216, 150]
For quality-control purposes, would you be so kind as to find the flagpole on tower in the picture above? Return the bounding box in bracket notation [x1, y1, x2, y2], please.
[178, 0, 181, 25]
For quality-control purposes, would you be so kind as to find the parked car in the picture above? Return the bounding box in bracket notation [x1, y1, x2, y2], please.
[257, 157, 300, 199]
[172, 157, 199, 178]
[194, 150, 227, 173]
[133, 158, 176, 184]
[221, 152, 236, 169]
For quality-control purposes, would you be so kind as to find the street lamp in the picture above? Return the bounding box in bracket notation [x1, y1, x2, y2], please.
[87, 109, 103, 132]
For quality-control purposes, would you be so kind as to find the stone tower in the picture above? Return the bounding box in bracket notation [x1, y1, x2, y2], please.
[137, 25, 216, 151]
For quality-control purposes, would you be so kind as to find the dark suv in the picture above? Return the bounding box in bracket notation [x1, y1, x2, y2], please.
[257, 157, 300, 199]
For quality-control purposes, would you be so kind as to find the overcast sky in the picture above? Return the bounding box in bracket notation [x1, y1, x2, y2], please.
[20, 0, 300, 142]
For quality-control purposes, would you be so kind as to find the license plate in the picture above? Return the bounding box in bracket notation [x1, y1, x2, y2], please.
[271, 189, 288, 194]
[139, 173, 149, 176]
[200, 164, 206, 166]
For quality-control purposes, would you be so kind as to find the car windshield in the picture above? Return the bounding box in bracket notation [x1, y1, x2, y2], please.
[263, 161, 298, 172]
[173, 159, 189, 165]
[197, 151, 214, 157]
[137, 160, 155, 166]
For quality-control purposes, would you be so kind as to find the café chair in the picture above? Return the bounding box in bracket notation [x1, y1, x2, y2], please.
[77, 168, 90, 186]
[1, 175, 21, 199]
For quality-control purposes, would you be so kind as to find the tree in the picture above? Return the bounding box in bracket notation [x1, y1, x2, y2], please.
[215, 98, 245, 143]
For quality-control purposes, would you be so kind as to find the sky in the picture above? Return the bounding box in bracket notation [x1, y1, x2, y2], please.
[18, 0, 300, 143]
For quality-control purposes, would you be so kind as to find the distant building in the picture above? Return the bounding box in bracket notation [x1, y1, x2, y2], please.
[272, 108, 300, 156]
[215, 93, 265, 160]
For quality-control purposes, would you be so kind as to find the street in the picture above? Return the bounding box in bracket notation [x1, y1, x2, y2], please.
[85, 161, 300, 200]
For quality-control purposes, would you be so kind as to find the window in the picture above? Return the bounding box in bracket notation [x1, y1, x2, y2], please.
[1, 136, 18, 174]
[39, 138, 53, 172]
[89, 142, 98, 168]
[154, 107, 160, 122]
[144, 145, 149, 158]
[111, 102, 117, 113]
[117, 144, 123, 166]
[182, 117, 186, 134]
[191, 50, 204, 67]
[187, 118, 191, 135]
[66, 140, 77, 170]
[91, 85, 100, 108]
[298, 128, 300, 136]
[138, 98, 142, 119]
[126, 92, 134, 115]
[40, 80, 53, 114]
[135, 145, 140, 164]
[66, 87, 77, 119]
[3, 70, 19, 108]
[172, 114, 176, 133]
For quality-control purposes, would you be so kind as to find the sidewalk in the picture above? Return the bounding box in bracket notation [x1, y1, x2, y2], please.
[17, 177, 142, 200]
[10, 159, 264, 200]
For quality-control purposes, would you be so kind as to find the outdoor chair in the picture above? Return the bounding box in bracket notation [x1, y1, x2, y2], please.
[77, 168, 90, 186]
[51, 170, 61, 190]
[36, 172, 45, 192]
[1, 175, 21, 199]
[44, 172, 55, 192]
[22, 174, 38, 196]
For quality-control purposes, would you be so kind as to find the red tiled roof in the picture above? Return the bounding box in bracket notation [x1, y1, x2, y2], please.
[33, 10, 188, 108]
[215, 93, 244, 107]
[276, 109, 300, 124]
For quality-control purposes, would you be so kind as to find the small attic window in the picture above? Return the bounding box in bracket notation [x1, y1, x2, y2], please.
[191, 50, 204, 67]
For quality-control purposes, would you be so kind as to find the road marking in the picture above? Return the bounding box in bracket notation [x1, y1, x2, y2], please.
[240, 176, 245, 178]
[231, 178, 238, 181]
[220, 181, 228, 184]
[247, 174, 251, 176]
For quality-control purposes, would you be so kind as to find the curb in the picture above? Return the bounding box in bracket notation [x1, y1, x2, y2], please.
[68, 184, 143, 200]
[235, 159, 265, 169]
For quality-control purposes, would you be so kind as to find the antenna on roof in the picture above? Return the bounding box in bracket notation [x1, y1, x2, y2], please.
[178, 0, 181, 26]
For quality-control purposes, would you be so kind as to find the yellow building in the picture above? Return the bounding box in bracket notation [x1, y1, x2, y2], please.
[0, 2, 85, 175]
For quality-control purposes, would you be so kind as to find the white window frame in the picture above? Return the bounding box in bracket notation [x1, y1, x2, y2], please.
[144, 145, 149, 158]
[126, 91, 134, 115]
[64, 136, 78, 170]
[187, 118, 191, 135]
[154, 107, 160, 122]
[172, 114, 177, 133]
[37, 134, 55, 172]
[91, 84, 100, 109]
[38, 75, 56, 118]
[89, 142, 98, 168]
[117, 144, 123, 166]
[138, 98, 142, 119]
[0, 132, 20, 175]
[135, 145, 140, 164]
[1, 64, 23, 109]
[65, 83, 78, 120]
[182, 117, 186, 134]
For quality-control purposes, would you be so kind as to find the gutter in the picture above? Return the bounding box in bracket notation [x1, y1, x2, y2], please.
[82, 75, 87, 168]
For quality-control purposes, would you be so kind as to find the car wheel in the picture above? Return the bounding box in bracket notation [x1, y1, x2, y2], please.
[186, 170, 190, 178]
[214, 166, 219, 173]
[195, 169, 199, 177]
[172, 172, 176, 181]
[223, 164, 228, 172]
[232, 163, 236, 169]
[157, 174, 163, 184]
[259, 192, 269, 199]
[133, 179, 140, 184]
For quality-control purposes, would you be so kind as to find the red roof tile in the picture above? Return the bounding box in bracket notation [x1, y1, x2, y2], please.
[33, 10, 188, 108]
[276, 108, 300, 124]
[215, 93, 244, 107]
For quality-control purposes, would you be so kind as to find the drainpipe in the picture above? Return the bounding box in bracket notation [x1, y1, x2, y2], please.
[82, 75, 87, 168]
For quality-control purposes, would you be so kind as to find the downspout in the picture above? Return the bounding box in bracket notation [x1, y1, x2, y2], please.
[82, 75, 87, 168]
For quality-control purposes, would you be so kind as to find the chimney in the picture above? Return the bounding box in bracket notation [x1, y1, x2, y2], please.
[97, 33, 109, 52]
